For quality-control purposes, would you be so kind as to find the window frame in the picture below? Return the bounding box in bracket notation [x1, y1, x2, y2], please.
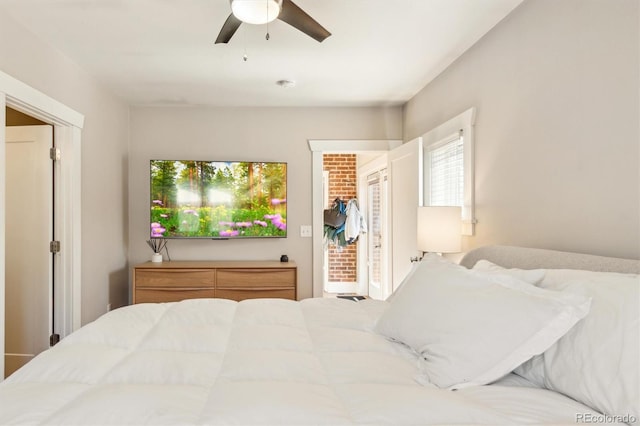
[422, 107, 476, 235]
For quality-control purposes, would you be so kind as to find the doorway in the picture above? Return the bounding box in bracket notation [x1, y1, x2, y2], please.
[309, 139, 402, 299]
[1, 71, 84, 380]
[4, 118, 54, 377]
[322, 153, 360, 295]
[322, 152, 390, 299]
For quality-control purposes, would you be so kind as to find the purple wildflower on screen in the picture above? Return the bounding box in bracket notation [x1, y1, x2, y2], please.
[254, 220, 268, 227]
[269, 214, 286, 231]
[151, 222, 162, 228]
[220, 230, 240, 237]
[152, 200, 163, 206]
[151, 225, 166, 237]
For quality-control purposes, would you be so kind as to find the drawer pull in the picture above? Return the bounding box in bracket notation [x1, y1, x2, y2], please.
[138, 269, 210, 273]
[218, 287, 293, 291]
[141, 287, 211, 291]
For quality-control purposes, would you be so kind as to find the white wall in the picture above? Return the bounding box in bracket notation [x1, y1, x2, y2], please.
[0, 13, 131, 323]
[129, 106, 402, 299]
[404, 0, 639, 259]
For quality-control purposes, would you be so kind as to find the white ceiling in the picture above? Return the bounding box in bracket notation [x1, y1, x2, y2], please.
[0, 0, 522, 107]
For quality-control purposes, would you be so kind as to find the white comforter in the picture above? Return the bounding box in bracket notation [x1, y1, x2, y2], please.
[0, 298, 604, 425]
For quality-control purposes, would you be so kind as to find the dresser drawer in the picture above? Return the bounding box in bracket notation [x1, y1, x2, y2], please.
[135, 288, 216, 304]
[135, 269, 214, 288]
[216, 269, 295, 289]
[216, 288, 296, 302]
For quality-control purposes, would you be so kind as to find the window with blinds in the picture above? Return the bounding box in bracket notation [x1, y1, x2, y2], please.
[421, 107, 475, 235]
[427, 136, 463, 207]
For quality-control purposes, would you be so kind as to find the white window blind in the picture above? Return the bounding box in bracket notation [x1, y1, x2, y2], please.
[428, 136, 463, 207]
[421, 107, 475, 235]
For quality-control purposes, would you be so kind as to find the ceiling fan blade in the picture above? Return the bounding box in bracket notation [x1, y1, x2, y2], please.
[215, 13, 242, 44]
[278, 0, 331, 42]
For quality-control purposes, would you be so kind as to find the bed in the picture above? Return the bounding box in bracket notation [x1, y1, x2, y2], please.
[1, 246, 638, 425]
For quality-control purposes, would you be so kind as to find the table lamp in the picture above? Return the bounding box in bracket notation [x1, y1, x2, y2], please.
[417, 206, 462, 255]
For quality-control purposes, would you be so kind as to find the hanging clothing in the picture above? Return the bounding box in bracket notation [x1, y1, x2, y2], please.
[324, 198, 348, 248]
[345, 198, 367, 244]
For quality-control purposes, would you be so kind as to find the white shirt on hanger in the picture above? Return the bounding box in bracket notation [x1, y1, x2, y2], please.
[345, 198, 367, 243]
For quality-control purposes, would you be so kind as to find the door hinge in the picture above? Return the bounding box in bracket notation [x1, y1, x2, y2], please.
[49, 147, 61, 161]
[50, 240, 61, 253]
[50, 334, 60, 347]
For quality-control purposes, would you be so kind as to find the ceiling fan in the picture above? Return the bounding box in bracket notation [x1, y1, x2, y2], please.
[215, 0, 331, 44]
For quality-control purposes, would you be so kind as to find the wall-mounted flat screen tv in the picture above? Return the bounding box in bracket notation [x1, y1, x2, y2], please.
[150, 160, 287, 239]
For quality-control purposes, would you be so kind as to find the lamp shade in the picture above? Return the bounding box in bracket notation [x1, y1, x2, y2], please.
[417, 206, 461, 253]
[231, 0, 282, 25]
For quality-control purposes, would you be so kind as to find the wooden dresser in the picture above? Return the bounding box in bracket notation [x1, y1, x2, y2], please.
[133, 261, 297, 304]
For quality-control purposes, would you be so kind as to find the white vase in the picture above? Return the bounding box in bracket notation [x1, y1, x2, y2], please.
[151, 252, 162, 263]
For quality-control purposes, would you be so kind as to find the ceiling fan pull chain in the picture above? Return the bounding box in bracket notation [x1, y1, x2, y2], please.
[243, 26, 248, 61]
[265, 0, 271, 40]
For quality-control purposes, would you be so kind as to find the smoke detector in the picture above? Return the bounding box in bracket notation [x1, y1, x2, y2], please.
[276, 79, 296, 88]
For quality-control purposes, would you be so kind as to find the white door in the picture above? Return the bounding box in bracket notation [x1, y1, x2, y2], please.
[5, 125, 53, 377]
[388, 138, 423, 294]
[366, 169, 388, 300]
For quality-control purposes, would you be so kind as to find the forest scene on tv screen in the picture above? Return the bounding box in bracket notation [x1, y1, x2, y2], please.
[150, 160, 287, 238]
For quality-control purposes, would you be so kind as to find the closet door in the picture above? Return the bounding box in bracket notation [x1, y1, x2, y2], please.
[388, 138, 423, 293]
[5, 125, 53, 377]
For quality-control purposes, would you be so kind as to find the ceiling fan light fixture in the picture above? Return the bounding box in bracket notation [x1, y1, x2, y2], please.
[231, 0, 282, 25]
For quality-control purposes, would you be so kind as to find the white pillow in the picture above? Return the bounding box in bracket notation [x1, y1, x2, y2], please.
[516, 273, 639, 424]
[385, 261, 421, 302]
[472, 259, 546, 285]
[374, 254, 591, 390]
[389, 257, 538, 303]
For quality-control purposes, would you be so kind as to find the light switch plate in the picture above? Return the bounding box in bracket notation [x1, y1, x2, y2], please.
[300, 225, 312, 237]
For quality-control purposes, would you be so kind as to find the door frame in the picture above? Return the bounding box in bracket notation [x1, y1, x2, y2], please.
[308, 139, 402, 298]
[0, 71, 84, 378]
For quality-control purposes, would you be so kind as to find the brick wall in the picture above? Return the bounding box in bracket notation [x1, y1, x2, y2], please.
[324, 154, 357, 283]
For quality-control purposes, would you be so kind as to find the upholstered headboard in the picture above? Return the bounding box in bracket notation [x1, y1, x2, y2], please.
[460, 245, 640, 274]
